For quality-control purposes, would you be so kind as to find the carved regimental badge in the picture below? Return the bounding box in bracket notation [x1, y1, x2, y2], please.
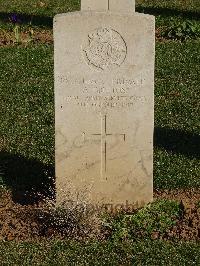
[83, 28, 127, 70]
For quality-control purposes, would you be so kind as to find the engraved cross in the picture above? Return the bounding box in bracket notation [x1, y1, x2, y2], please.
[92, 115, 126, 178]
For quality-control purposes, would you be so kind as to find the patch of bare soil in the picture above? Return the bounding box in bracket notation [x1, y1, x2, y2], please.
[154, 189, 200, 241]
[0, 191, 102, 241]
[0, 27, 169, 47]
[0, 189, 200, 242]
[0, 29, 53, 47]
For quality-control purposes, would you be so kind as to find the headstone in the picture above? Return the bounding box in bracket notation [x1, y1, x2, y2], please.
[81, 0, 135, 12]
[54, 0, 155, 211]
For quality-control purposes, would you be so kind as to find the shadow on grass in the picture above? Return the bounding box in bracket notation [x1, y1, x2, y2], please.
[154, 127, 200, 159]
[0, 12, 53, 28]
[136, 6, 200, 20]
[0, 128, 199, 205]
[0, 151, 55, 205]
[0, 5, 199, 29]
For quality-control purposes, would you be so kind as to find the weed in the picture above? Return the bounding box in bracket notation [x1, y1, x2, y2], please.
[13, 25, 21, 44]
[106, 200, 182, 241]
[161, 19, 200, 41]
[38, 202, 102, 239]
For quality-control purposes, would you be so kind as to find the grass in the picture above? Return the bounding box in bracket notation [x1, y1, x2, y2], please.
[0, 239, 200, 265]
[0, 0, 199, 17]
[0, 45, 54, 193]
[0, 0, 200, 263]
[0, 45, 54, 164]
[154, 40, 200, 188]
[0, 40, 199, 191]
[0, 0, 80, 17]
[0, 0, 199, 34]
[104, 200, 182, 241]
[137, 0, 200, 12]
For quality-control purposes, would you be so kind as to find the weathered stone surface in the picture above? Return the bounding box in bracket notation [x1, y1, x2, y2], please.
[109, 0, 135, 12]
[81, 0, 108, 11]
[54, 11, 155, 210]
[81, 0, 135, 12]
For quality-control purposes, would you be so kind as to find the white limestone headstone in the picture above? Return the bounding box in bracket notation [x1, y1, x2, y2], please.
[54, 0, 155, 211]
[81, 0, 135, 12]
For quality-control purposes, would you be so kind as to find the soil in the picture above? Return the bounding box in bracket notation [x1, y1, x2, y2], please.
[0, 29, 53, 47]
[0, 189, 200, 242]
[0, 26, 199, 242]
[0, 28, 169, 47]
[154, 189, 200, 241]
